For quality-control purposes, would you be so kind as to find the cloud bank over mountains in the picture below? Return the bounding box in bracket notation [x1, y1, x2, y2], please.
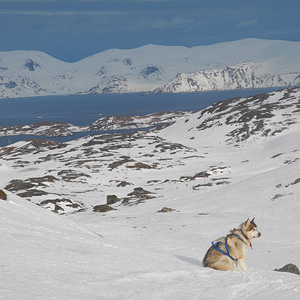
[0, 0, 298, 62]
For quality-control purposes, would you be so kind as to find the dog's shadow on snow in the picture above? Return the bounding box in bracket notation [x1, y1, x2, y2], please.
[175, 255, 203, 267]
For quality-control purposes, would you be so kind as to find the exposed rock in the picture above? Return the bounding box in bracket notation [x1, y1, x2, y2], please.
[155, 142, 186, 152]
[89, 111, 186, 131]
[17, 189, 48, 198]
[215, 180, 230, 185]
[126, 162, 154, 170]
[108, 157, 134, 170]
[25, 139, 59, 148]
[116, 181, 133, 187]
[121, 187, 156, 206]
[192, 183, 213, 190]
[0, 189, 7, 201]
[57, 170, 91, 181]
[274, 264, 300, 275]
[24, 59, 41, 71]
[141, 66, 161, 79]
[93, 204, 116, 213]
[5, 179, 35, 191]
[106, 195, 120, 205]
[127, 187, 154, 199]
[185, 89, 299, 146]
[5, 176, 59, 192]
[0, 121, 78, 138]
[121, 198, 130, 205]
[180, 171, 210, 182]
[40, 198, 82, 213]
[291, 177, 300, 185]
[28, 175, 59, 184]
[0, 139, 61, 155]
[157, 207, 176, 213]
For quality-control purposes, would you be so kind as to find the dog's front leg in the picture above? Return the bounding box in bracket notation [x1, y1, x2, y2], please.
[238, 258, 248, 272]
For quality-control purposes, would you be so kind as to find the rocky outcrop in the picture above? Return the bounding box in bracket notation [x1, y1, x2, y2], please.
[0, 121, 80, 137]
[40, 198, 82, 214]
[184, 87, 300, 145]
[89, 112, 187, 131]
[157, 207, 176, 213]
[0, 112, 187, 139]
[275, 264, 300, 275]
[93, 204, 116, 213]
[106, 195, 120, 205]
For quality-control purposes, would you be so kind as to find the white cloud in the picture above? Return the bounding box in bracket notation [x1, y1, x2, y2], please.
[237, 19, 258, 28]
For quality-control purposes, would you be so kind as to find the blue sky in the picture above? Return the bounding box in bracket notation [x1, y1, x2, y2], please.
[0, 0, 299, 62]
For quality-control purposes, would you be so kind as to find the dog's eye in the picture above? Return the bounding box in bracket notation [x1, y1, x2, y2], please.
[252, 228, 257, 231]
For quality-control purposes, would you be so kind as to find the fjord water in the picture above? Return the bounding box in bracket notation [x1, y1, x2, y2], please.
[0, 88, 278, 127]
[0, 88, 278, 146]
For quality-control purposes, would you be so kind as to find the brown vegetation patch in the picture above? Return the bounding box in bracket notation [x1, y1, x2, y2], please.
[0, 189, 7, 201]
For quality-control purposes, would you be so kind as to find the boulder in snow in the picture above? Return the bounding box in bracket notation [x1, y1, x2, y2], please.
[275, 264, 300, 275]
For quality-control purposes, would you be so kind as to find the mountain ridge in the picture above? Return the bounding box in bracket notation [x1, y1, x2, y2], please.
[1, 38, 300, 98]
[153, 61, 300, 93]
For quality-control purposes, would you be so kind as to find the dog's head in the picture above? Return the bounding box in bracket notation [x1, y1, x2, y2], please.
[242, 218, 261, 241]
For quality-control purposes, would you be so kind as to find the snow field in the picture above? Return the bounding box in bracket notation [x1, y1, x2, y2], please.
[1, 190, 299, 300]
[1, 87, 300, 299]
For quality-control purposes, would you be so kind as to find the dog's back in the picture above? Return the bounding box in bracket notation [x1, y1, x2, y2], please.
[202, 235, 239, 271]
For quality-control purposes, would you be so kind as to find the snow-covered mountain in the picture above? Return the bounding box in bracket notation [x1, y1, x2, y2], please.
[1, 87, 300, 299]
[1, 39, 300, 98]
[153, 61, 300, 94]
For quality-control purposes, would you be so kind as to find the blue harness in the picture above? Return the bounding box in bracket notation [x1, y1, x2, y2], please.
[211, 233, 247, 261]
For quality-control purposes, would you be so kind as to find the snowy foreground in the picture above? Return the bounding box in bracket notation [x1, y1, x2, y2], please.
[1, 87, 300, 299]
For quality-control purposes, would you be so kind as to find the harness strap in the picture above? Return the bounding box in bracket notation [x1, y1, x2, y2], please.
[211, 237, 237, 261]
[211, 232, 253, 261]
[231, 232, 252, 249]
[231, 233, 246, 243]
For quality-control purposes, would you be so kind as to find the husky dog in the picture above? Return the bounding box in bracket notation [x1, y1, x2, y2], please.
[203, 218, 261, 271]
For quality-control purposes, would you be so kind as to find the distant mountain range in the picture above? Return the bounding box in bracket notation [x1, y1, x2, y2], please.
[1, 39, 300, 99]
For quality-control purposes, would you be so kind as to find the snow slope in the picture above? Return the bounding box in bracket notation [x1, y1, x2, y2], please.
[2, 190, 299, 300]
[1, 87, 300, 299]
[1, 39, 300, 98]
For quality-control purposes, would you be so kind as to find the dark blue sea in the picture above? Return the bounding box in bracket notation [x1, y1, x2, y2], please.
[0, 88, 278, 146]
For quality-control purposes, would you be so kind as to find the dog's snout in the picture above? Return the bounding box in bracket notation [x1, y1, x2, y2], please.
[258, 232, 261, 237]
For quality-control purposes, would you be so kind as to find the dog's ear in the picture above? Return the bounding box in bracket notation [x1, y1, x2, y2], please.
[251, 217, 255, 223]
[245, 218, 250, 227]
